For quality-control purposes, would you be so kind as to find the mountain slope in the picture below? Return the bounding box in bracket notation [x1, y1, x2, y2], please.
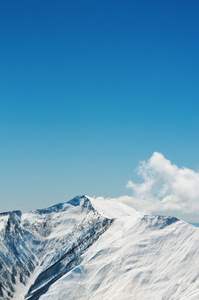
[0, 196, 113, 299]
[0, 196, 199, 299]
[40, 197, 199, 300]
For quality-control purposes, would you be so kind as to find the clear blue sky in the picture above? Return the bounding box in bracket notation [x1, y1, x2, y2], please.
[1, 0, 199, 212]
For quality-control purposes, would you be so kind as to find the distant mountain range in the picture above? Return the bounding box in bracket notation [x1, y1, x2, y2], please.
[0, 195, 199, 300]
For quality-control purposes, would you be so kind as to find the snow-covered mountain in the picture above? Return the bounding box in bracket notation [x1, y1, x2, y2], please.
[0, 195, 199, 300]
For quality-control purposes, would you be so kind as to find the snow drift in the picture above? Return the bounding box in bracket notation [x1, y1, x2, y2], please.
[0, 195, 198, 300]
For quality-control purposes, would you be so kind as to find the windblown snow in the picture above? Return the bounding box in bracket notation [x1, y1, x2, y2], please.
[0, 195, 199, 300]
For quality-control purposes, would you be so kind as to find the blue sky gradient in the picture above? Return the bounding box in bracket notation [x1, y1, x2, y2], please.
[1, 0, 199, 212]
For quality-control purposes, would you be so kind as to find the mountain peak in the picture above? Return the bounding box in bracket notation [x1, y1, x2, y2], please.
[0, 196, 198, 300]
[67, 194, 90, 206]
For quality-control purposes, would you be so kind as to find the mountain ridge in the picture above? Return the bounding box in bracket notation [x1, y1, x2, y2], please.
[0, 195, 198, 300]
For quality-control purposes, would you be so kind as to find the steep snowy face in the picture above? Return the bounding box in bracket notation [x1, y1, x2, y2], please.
[40, 198, 199, 300]
[0, 210, 40, 299]
[0, 196, 199, 300]
[0, 196, 113, 300]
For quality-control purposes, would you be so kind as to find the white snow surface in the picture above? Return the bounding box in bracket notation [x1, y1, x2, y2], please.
[0, 195, 199, 300]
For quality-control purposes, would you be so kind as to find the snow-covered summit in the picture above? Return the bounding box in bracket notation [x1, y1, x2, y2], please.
[0, 195, 199, 300]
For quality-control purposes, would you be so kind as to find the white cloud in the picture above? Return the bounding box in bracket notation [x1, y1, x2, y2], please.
[95, 152, 199, 222]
